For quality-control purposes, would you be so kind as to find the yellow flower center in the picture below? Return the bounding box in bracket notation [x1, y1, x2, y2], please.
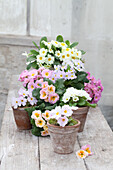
[38, 120, 43, 125]
[48, 58, 51, 61]
[61, 43, 65, 46]
[31, 85, 34, 89]
[16, 101, 18, 103]
[64, 110, 67, 113]
[56, 112, 59, 115]
[42, 51, 45, 54]
[35, 113, 40, 118]
[46, 112, 49, 118]
[62, 55, 65, 59]
[42, 92, 46, 97]
[67, 54, 70, 57]
[39, 57, 43, 60]
[62, 118, 65, 122]
[23, 93, 25, 96]
[57, 53, 60, 56]
[45, 72, 49, 76]
[31, 98, 33, 100]
[66, 48, 70, 51]
[21, 100, 24, 102]
[32, 73, 35, 76]
[55, 41, 58, 44]
[71, 51, 74, 54]
[72, 56, 76, 59]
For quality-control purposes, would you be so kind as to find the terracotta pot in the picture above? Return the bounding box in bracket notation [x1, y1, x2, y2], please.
[48, 119, 80, 154]
[12, 107, 32, 130]
[72, 107, 89, 132]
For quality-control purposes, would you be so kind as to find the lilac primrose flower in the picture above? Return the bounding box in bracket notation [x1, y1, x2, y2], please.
[29, 69, 38, 79]
[57, 116, 68, 127]
[57, 71, 65, 79]
[62, 105, 73, 116]
[12, 97, 21, 109]
[28, 95, 37, 106]
[19, 96, 27, 106]
[50, 106, 62, 120]
[18, 88, 28, 97]
[35, 79, 43, 88]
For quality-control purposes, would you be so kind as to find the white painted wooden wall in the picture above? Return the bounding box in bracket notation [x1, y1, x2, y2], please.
[0, 0, 113, 105]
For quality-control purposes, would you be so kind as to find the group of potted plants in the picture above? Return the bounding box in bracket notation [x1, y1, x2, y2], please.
[12, 35, 103, 154]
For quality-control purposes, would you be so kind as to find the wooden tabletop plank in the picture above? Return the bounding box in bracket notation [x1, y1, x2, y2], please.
[0, 79, 39, 170]
[78, 107, 113, 170]
[39, 137, 86, 170]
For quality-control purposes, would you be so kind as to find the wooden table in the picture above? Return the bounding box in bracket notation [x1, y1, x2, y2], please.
[0, 75, 113, 170]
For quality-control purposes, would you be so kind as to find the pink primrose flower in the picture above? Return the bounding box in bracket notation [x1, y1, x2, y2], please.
[76, 149, 88, 159]
[81, 144, 93, 156]
[28, 81, 36, 91]
[41, 130, 49, 136]
[42, 69, 52, 78]
[57, 116, 68, 127]
[47, 85, 55, 94]
[31, 110, 42, 120]
[48, 93, 59, 104]
[42, 82, 48, 89]
[18, 70, 29, 82]
[42, 110, 51, 120]
[35, 80, 43, 88]
[40, 89, 48, 99]
[29, 69, 38, 79]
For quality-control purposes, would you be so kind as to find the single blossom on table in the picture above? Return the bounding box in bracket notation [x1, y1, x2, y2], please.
[76, 150, 88, 159]
[41, 130, 49, 136]
[81, 144, 93, 156]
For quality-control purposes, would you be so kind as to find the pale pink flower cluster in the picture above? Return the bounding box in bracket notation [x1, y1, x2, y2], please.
[50, 105, 74, 127]
[76, 144, 93, 159]
[18, 67, 52, 88]
[40, 83, 59, 104]
[31, 110, 51, 136]
[84, 72, 103, 104]
[12, 88, 37, 109]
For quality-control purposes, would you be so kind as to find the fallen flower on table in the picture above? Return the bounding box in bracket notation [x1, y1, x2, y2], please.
[76, 144, 93, 159]
[76, 149, 88, 159]
[81, 144, 93, 156]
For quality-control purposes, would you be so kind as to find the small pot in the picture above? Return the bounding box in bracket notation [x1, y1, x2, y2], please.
[72, 107, 89, 132]
[12, 107, 32, 130]
[48, 120, 80, 154]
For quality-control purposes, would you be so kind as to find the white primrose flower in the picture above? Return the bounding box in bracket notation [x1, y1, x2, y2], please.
[76, 50, 82, 59]
[48, 48, 54, 54]
[59, 42, 67, 49]
[60, 53, 66, 61]
[41, 40, 51, 49]
[31, 110, 42, 120]
[55, 50, 61, 58]
[37, 55, 46, 64]
[51, 40, 60, 47]
[50, 106, 62, 120]
[72, 96, 79, 102]
[45, 54, 54, 64]
[39, 48, 47, 56]
[62, 105, 73, 117]
[12, 97, 21, 109]
[62, 95, 70, 103]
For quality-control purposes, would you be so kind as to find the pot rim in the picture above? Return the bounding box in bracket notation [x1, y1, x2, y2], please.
[47, 119, 80, 129]
[12, 106, 36, 111]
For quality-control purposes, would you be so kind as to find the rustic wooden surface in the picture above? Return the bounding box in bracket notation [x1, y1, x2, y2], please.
[0, 75, 113, 170]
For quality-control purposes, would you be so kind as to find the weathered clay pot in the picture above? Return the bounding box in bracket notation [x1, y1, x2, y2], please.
[12, 107, 32, 130]
[72, 107, 89, 133]
[48, 120, 80, 154]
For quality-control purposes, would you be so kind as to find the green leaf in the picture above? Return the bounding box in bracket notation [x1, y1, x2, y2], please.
[40, 36, 47, 48]
[24, 107, 36, 118]
[55, 79, 65, 89]
[31, 126, 43, 136]
[30, 50, 39, 55]
[38, 103, 45, 110]
[77, 74, 87, 82]
[27, 55, 36, 62]
[80, 50, 86, 55]
[31, 61, 39, 69]
[45, 104, 57, 110]
[32, 88, 41, 99]
[27, 63, 32, 70]
[32, 41, 40, 49]
[56, 35, 64, 42]
[70, 42, 79, 48]
[86, 101, 97, 108]
[77, 98, 86, 106]
[49, 118, 58, 125]
[43, 78, 54, 85]
[65, 40, 70, 46]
